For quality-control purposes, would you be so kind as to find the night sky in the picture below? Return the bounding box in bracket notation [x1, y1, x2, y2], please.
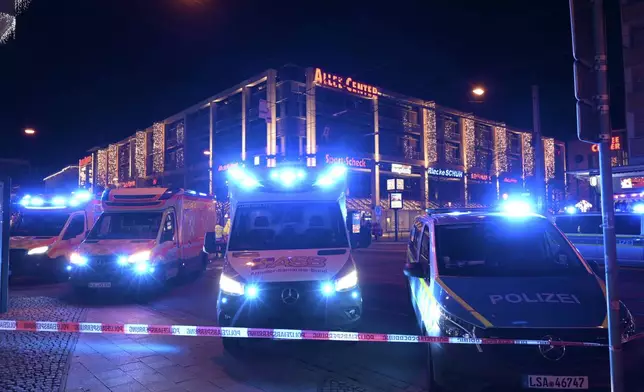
[0, 0, 626, 179]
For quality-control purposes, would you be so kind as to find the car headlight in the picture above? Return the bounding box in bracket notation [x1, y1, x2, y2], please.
[128, 251, 151, 263]
[334, 269, 358, 292]
[438, 309, 478, 338]
[69, 252, 88, 266]
[220, 273, 244, 296]
[620, 301, 637, 342]
[27, 246, 49, 255]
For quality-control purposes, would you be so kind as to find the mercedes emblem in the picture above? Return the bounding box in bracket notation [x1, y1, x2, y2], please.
[538, 335, 566, 361]
[281, 288, 300, 304]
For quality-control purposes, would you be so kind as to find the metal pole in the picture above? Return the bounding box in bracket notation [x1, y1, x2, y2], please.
[0, 177, 11, 314]
[394, 208, 399, 242]
[593, 0, 623, 390]
[532, 85, 545, 214]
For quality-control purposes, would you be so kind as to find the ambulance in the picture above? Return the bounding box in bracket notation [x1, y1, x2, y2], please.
[9, 191, 101, 281]
[204, 164, 362, 346]
[68, 188, 216, 293]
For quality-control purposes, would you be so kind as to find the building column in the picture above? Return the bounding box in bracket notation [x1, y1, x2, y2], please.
[241, 87, 249, 162]
[266, 70, 277, 167]
[305, 68, 317, 167]
[372, 96, 380, 210]
[209, 102, 216, 195]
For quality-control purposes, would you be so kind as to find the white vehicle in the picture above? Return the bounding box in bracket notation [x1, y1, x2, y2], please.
[69, 187, 216, 292]
[205, 164, 362, 343]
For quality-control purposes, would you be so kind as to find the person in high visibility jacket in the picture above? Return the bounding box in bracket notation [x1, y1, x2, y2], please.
[223, 219, 231, 239]
[215, 224, 224, 241]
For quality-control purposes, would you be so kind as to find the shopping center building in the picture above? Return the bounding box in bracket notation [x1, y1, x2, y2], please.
[76, 65, 566, 232]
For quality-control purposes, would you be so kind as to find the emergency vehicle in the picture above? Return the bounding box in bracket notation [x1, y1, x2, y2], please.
[404, 205, 640, 391]
[68, 188, 216, 292]
[204, 164, 362, 347]
[9, 191, 101, 280]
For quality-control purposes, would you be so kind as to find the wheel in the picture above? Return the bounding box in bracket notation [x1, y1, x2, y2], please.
[219, 317, 243, 353]
[426, 344, 449, 392]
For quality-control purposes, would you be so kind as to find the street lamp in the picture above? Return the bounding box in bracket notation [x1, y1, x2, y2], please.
[24, 128, 35, 135]
[472, 87, 485, 97]
[203, 150, 211, 156]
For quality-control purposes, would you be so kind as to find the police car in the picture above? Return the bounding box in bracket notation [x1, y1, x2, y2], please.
[404, 202, 640, 391]
[204, 164, 362, 348]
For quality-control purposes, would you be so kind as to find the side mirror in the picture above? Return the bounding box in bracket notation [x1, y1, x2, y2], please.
[204, 232, 218, 254]
[403, 262, 425, 278]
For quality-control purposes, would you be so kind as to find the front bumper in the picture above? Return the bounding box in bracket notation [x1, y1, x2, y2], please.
[431, 335, 644, 391]
[217, 280, 362, 330]
[9, 249, 67, 278]
[68, 260, 163, 290]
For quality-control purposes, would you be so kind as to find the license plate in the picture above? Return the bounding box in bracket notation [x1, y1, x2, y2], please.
[526, 376, 588, 389]
[88, 282, 111, 288]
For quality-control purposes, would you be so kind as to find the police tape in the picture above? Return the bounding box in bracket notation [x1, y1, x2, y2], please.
[0, 319, 642, 347]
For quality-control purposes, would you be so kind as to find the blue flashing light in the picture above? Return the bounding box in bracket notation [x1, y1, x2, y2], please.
[500, 200, 533, 216]
[134, 262, 153, 274]
[19, 197, 30, 207]
[321, 282, 334, 296]
[270, 168, 306, 187]
[634, 203, 644, 214]
[117, 256, 128, 266]
[66, 265, 72, 271]
[221, 297, 228, 304]
[30, 197, 45, 207]
[72, 190, 92, 202]
[52, 196, 67, 206]
[315, 165, 347, 188]
[564, 206, 577, 215]
[228, 167, 261, 189]
[69, 199, 81, 207]
[245, 284, 259, 299]
[351, 291, 359, 299]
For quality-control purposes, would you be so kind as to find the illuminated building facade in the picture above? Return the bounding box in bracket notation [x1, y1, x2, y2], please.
[76, 65, 565, 224]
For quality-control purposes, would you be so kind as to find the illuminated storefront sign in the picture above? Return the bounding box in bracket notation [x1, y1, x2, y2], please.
[469, 173, 491, 182]
[428, 167, 463, 179]
[314, 68, 380, 99]
[620, 177, 644, 189]
[591, 136, 621, 152]
[325, 154, 368, 168]
[218, 163, 239, 172]
[118, 181, 136, 188]
[502, 177, 519, 184]
[391, 163, 412, 175]
[79, 156, 92, 167]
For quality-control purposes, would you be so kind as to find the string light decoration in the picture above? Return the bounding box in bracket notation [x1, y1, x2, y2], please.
[153, 122, 165, 174]
[522, 133, 534, 177]
[544, 137, 555, 181]
[425, 105, 437, 165]
[176, 121, 185, 169]
[108, 144, 119, 185]
[135, 131, 147, 178]
[463, 116, 475, 171]
[494, 126, 508, 175]
[1, 1, 32, 44]
[97, 149, 108, 187]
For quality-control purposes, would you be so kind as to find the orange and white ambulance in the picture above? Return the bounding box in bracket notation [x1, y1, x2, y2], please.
[68, 187, 216, 292]
[10, 190, 102, 281]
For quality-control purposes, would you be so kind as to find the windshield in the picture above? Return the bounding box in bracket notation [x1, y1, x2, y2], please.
[87, 212, 163, 240]
[228, 202, 349, 251]
[435, 218, 588, 277]
[10, 212, 70, 237]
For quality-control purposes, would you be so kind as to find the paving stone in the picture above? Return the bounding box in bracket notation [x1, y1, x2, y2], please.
[0, 296, 85, 392]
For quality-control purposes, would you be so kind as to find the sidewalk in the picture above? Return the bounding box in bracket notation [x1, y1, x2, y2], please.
[0, 294, 86, 392]
[64, 305, 425, 392]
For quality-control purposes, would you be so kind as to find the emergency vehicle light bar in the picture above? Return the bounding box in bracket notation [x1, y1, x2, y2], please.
[426, 207, 490, 215]
[18, 190, 93, 209]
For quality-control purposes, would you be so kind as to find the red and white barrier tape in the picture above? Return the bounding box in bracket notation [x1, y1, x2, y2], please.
[0, 320, 642, 346]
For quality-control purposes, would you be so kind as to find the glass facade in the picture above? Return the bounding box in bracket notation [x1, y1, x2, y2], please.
[76, 65, 565, 214]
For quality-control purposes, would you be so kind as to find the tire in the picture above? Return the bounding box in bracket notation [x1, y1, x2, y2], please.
[219, 317, 243, 353]
[426, 344, 449, 392]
